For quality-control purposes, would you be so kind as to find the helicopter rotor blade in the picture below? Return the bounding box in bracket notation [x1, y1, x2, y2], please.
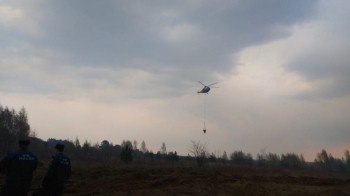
[198, 81, 205, 86]
[207, 82, 218, 86]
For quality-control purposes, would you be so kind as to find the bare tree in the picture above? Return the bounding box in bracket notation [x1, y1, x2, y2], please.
[140, 140, 147, 153]
[344, 150, 350, 162]
[133, 140, 138, 150]
[315, 149, 330, 169]
[222, 151, 228, 164]
[345, 150, 350, 170]
[189, 140, 208, 167]
[160, 142, 167, 155]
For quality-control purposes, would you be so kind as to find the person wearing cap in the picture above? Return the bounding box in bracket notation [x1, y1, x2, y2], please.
[0, 140, 38, 196]
[41, 143, 71, 196]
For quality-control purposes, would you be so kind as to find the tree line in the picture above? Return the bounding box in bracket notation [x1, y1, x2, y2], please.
[0, 105, 31, 155]
[1, 104, 350, 171]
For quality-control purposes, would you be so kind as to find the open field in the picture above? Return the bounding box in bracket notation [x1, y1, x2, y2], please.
[18, 161, 350, 195]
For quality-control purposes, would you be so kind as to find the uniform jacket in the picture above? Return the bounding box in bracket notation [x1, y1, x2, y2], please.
[42, 153, 71, 188]
[0, 150, 38, 187]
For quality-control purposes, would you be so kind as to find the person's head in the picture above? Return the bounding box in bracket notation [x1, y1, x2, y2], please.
[18, 139, 30, 150]
[55, 143, 65, 153]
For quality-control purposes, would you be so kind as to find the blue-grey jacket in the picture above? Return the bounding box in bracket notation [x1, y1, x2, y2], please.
[42, 153, 71, 188]
[0, 150, 38, 187]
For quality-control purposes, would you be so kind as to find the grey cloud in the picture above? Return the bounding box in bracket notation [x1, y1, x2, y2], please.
[287, 41, 350, 98]
[285, 0, 350, 99]
[24, 1, 318, 78]
[289, 45, 350, 99]
[2, 0, 350, 160]
[1, 0, 319, 98]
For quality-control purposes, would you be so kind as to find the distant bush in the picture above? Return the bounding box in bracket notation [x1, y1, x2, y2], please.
[230, 150, 254, 166]
[120, 140, 133, 163]
[167, 151, 179, 163]
[280, 153, 305, 169]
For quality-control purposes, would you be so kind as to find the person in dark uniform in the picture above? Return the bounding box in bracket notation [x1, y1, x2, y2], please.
[0, 140, 38, 196]
[42, 143, 71, 196]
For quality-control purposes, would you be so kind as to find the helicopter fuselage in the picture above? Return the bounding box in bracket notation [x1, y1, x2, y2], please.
[198, 86, 210, 93]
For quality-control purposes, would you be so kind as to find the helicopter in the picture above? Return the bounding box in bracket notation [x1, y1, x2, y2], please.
[197, 81, 218, 94]
[197, 81, 218, 134]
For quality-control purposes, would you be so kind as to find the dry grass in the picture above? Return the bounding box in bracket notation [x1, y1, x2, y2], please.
[2, 161, 350, 195]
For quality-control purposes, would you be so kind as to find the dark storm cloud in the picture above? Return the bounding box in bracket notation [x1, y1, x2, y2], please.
[24, 1, 318, 76]
[0, 0, 319, 98]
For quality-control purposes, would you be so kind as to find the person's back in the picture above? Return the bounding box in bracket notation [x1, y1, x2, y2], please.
[42, 143, 71, 196]
[44, 153, 71, 186]
[0, 140, 38, 196]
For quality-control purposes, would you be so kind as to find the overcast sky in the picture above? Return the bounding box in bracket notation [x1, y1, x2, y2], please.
[1, 0, 349, 160]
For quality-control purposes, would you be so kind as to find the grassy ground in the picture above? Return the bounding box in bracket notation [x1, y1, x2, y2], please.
[39, 161, 350, 195]
[2, 161, 350, 195]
